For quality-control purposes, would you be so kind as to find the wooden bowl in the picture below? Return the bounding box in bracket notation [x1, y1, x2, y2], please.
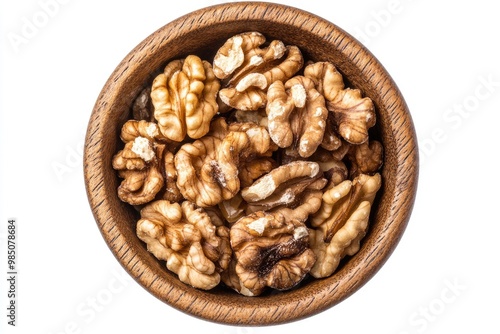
[84, 2, 418, 325]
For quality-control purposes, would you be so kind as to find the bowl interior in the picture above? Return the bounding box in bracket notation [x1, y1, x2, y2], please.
[84, 2, 418, 325]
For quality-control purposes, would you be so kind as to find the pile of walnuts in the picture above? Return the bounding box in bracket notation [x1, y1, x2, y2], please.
[112, 31, 383, 296]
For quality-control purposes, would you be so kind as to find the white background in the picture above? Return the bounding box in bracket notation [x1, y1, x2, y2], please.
[1, 0, 499, 333]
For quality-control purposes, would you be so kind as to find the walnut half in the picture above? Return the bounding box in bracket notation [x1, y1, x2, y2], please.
[151, 55, 220, 142]
[136, 200, 231, 290]
[112, 120, 165, 205]
[228, 211, 315, 296]
[305, 61, 376, 144]
[213, 31, 303, 111]
[174, 119, 276, 207]
[266, 75, 328, 158]
[309, 173, 382, 278]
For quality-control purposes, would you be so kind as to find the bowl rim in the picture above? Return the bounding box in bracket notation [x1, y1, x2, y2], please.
[84, 1, 419, 326]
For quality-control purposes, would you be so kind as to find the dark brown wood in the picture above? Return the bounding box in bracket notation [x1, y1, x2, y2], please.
[84, 2, 418, 325]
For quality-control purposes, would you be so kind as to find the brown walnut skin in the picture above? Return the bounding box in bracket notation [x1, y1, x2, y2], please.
[83, 4, 422, 324]
[305, 61, 376, 145]
[266, 76, 328, 158]
[241, 160, 321, 203]
[151, 55, 220, 142]
[347, 140, 384, 177]
[213, 31, 304, 111]
[109, 30, 386, 299]
[229, 211, 316, 296]
[112, 121, 165, 205]
[311, 173, 382, 243]
[175, 119, 276, 207]
[136, 200, 231, 290]
[241, 160, 323, 215]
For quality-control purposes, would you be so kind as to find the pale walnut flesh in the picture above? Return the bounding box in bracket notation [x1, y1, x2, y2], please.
[265, 189, 324, 237]
[311, 173, 382, 241]
[241, 160, 321, 203]
[213, 31, 304, 111]
[305, 61, 376, 145]
[266, 76, 328, 158]
[136, 200, 231, 290]
[120, 119, 160, 143]
[229, 211, 316, 296]
[175, 119, 275, 207]
[309, 200, 372, 278]
[112, 121, 165, 205]
[327, 89, 376, 145]
[151, 55, 220, 142]
[111, 31, 385, 296]
[308, 173, 382, 278]
[219, 193, 246, 225]
[303, 61, 344, 102]
[245, 172, 326, 215]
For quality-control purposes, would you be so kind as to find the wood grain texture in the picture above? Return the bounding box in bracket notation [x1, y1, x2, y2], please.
[83, 1, 418, 325]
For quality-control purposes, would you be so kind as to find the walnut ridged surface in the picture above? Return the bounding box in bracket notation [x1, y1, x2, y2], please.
[84, 2, 418, 326]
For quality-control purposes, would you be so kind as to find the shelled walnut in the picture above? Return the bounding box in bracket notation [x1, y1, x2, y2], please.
[112, 31, 384, 296]
[112, 120, 165, 205]
[213, 31, 303, 111]
[226, 210, 315, 296]
[309, 173, 382, 278]
[174, 118, 276, 207]
[136, 200, 231, 290]
[304, 62, 376, 145]
[151, 55, 220, 142]
[266, 76, 328, 158]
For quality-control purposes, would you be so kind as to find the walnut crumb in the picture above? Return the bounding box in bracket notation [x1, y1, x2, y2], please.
[131, 137, 155, 162]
